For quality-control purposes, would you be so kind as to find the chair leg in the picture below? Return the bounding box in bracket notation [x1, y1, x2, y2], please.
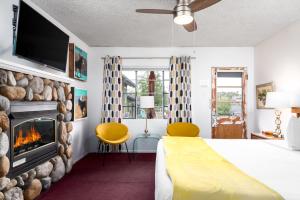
[97, 140, 102, 154]
[97, 140, 105, 166]
[102, 143, 108, 166]
[124, 142, 131, 162]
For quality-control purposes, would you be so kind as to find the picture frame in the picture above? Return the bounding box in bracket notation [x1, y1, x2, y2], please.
[256, 82, 274, 109]
[68, 43, 87, 81]
[71, 87, 88, 120]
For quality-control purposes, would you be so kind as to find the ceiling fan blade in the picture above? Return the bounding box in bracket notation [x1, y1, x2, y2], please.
[183, 20, 197, 32]
[136, 9, 174, 14]
[188, 0, 221, 12]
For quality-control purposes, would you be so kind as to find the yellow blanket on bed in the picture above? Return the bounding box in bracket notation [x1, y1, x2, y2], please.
[164, 137, 283, 200]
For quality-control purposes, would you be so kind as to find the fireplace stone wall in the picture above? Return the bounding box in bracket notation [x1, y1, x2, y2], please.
[0, 68, 74, 200]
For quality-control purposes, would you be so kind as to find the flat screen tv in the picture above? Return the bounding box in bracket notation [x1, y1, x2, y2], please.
[15, 1, 69, 72]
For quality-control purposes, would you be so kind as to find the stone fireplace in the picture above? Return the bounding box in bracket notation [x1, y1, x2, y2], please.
[0, 67, 74, 199]
[8, 101, 58, 178]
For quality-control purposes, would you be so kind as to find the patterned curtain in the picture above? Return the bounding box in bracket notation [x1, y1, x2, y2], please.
[242, 71, 248, 138]
[101, 56, 122, 123]
[168, 56, 192, 124]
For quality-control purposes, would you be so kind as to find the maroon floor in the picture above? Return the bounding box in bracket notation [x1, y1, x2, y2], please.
[37, 153, 156, 200]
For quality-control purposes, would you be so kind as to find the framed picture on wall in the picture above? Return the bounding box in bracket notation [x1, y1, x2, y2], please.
[71, 87, 88, 120]
[256, 82, 274, 109]
[69, 43, 87, 81]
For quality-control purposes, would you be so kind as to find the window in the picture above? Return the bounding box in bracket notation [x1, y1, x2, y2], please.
[122, 69, 169, 119]
[216, 72, 242, 117]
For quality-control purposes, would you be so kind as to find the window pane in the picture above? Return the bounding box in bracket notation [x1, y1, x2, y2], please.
[217, 102, 242, 117]
[123, 93, 136, 106]
[137, 71, 149, 96]
[164, 106, 169, 119]
[164, 81, 169, 93]
[123, 106, 135, 119]
[217, 88, 242, 103]
[217, 77, 242, 87]
[164, 71, 169, 80]
[163, 93, 169, 106]
[137, 107, 145, 119]
[154, 93, 163, 107]
[123, 71, 136, 93]
[154, 106, 163, 119]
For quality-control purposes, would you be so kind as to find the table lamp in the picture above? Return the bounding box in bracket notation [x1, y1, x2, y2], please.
[265, 92, 290, 138]
[140, 96, 154, 136]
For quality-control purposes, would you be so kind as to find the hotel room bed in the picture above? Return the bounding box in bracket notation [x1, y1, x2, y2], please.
[155, 139, 300, 200]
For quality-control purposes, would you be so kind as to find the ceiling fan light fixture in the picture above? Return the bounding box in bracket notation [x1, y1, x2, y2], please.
[174, 14, 193, 25]
[173, 9, 193, 25]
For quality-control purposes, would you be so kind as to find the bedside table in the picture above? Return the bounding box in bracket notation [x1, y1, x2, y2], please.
[132, 133, 161, 154]
[251, 132, 284, 140]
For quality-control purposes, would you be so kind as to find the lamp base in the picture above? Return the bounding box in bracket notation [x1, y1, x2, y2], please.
[144, 129, 150, 137]
[273, 110, 282, 138]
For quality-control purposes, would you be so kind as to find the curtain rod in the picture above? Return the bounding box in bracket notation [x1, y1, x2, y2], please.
[100, 56, 196, 60]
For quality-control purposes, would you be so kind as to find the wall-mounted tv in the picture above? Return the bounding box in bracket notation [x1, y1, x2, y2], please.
[15, 1, 69, 72]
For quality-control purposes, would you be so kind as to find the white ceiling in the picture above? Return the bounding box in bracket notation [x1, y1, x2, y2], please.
[31, 0, 300, 47]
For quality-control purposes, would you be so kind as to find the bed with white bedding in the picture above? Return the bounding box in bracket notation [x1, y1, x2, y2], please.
[155, 139, 300, 200]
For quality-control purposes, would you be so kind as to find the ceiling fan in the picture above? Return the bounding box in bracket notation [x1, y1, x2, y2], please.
[136, 0, 222, 32]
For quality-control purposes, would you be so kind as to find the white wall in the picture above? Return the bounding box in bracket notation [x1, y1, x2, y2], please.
[89, 47, 255, 152]
[0, 0, 90, 162]
[254, 21, 300, 134]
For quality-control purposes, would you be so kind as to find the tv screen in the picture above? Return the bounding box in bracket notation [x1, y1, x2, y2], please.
[15, 1, 69, 72]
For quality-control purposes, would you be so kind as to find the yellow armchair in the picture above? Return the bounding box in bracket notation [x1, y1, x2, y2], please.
[95, 122, 131, 162]
[167, 122, 200, 137]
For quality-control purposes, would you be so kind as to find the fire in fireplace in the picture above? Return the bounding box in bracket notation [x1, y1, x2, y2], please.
[13, 118, 55, 157]
[14, 126, 42, 149]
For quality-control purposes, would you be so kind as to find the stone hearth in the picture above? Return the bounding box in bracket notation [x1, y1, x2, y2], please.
[0, 68, 74, 200]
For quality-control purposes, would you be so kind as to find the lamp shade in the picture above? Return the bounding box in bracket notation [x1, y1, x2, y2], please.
[290, 93, 300, 107]
[140, 96, 154, 109]
[265, 92, 290, 109]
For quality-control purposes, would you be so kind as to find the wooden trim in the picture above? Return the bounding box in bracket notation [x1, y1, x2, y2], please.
[251, 132, 283, 140]
[291, 107, 300, 113]
[212, 67, 247, 71]
[291, 107, 300, 118]
[68, 43, 75, 79]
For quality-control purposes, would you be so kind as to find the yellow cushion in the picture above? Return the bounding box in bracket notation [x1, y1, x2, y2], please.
[167, 122, 200, 137]
[95, 122, 130, 144]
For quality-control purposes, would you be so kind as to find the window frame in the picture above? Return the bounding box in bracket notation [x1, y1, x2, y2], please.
[122, 69, 169, 119]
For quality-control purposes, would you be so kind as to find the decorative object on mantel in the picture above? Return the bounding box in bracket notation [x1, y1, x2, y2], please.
[265, 92, 290, 138]
[256, 82, 274, 109]
[0, 67, 74, 200]
[68, 43, 88, 81]
[287, 93, 300, 150]
[71, 87, 87, 121]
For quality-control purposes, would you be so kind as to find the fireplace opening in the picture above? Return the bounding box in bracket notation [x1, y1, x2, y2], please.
[14, 118, 56, 157]
[8, 101, 58, 178]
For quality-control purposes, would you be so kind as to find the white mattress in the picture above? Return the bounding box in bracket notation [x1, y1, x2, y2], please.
[155, 139, 300, 200]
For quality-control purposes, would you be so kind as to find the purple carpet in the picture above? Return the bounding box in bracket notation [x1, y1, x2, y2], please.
[37, 153, 156, 200]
